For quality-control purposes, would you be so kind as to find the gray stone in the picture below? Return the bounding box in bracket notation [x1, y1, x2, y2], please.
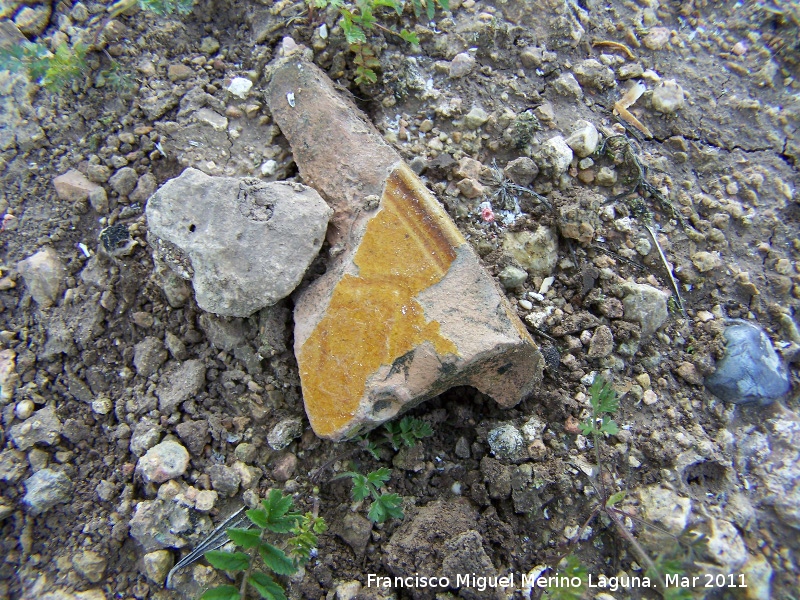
[156, 360, 206, 413]
[96, 480, 116, 502]
[480, 456, 511, 499]
[639, 485, 692, 535]
[109, 167, 139, 196]
[705, 321, 790, 405]
[72, 550, 106, 583]
[737, 414, 800, 529]
[553, 72, 583, 98]
[502, 227, 558, 278]
[621, 282, 669, 338]
[441, 530, 496, 598]
[587, 325, 614, 358]
[133, 336, 168, 378]
[384, 498, 478, 583]
[464, 106, 489, 130]
[0, 449, 28, 483]
[200, 37, 221, 55]
[533, 136, 573, 180]
[393, 444, 425, 472]
[449, 52, 475, 78]
[455, 436, 471, 459]
[129, 498, 193, 552]
[487, 423, 525, 460]
[197, 313, 246, 351]
[86, 164, 111, 183]
[705, 518, 747, 573]
[153, 258, 192, 308]
[595, 166, 618, 186]
[23, 468, 72, 515]
[164, 331, 188, 360]
[651, 80, 685, 113]
[503, 157, 538, 186]
[573, 58, 616, 90]
[146, 167, 332, 317]
[130, 173, 158, 203]
[136, 440, 190, 484]
[272, 452, 298, 482]
[88, 187, 109, 214]
[565, 120, 599, 158]
[337, 512, 372, 555]
[207, 464, 241, 497]
[175, 420, 209, 455]
[498, 265, 528, 290]
[267, 417, 303, 450]
[17, 247, 66, 308]
[234, 442, 257, 464]
[130, 418, 162, 457]
[10, 406, 61, 450]
[143, 549, 174, 585]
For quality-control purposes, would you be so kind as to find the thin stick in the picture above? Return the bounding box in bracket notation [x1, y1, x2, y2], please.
[643, 224, 687, 317]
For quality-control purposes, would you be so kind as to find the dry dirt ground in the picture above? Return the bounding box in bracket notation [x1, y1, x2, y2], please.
[0, 1, 799, 599]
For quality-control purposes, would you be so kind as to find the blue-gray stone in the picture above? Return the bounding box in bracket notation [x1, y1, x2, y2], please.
[23, 468, 73, 515]
[705, 321, 790, 405]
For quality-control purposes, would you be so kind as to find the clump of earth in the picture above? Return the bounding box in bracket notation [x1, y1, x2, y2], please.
[0, 1, 798, 599]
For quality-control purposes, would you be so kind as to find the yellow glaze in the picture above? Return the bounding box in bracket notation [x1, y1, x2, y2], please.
[298, 164, 462, 437]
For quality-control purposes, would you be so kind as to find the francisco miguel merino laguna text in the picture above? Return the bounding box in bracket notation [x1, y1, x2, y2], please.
[367, 572, 597, 592]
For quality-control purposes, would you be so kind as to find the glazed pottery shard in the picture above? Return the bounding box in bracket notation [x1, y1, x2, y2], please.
[266, 45, 543, 441]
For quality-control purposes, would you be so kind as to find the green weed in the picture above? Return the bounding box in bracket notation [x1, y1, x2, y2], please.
[555, 374, 708, 599]
[336, 466, 404, 523]
[359, 415, 433, 459]
[308, 0, 450, 84]
[200, 489, 326, 600]
[0, 41, 88, 92]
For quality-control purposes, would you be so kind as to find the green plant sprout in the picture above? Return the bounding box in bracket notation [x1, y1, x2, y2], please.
[359, 415, 433, 459]
[579, 375, 619, 439]
[337, 466, 404, 523]
[0, 41, 88, 92]
[549, 374, 708, 600]
[200, 489, 326, 600]
[307, 0, 450, 84]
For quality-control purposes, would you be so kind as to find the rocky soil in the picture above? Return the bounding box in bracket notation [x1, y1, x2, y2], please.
[0, 1, 799, 599]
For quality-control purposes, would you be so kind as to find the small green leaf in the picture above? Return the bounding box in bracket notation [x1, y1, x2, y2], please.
[369, 493, 403, 522]
[588, 376, 619, 415]
[426, 0, 435, 21]
[347, 473, 370, 502]
[205, 550, 250, 572]
[259, 543, 298, 576]
[341, 14, 367, 44]
[599, 418, 619, 435]
[578, 421, 595, 436]
[248, 572, 287, 600]
[227, 527, 261, 549]
[606, 491, 626, 508]
[199, 585, 241, 600]
[263, 489, 294, 520]
[366, 467, 392, 488]
[247, 508, 268, 529]
[439, 0, 450, 11]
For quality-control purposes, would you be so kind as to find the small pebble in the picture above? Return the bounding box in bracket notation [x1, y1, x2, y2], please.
[519, 299, 533, 310]
[15, 400, 35, 420]
[642, 389, 658, 405]
[651, 80, 685, 114]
